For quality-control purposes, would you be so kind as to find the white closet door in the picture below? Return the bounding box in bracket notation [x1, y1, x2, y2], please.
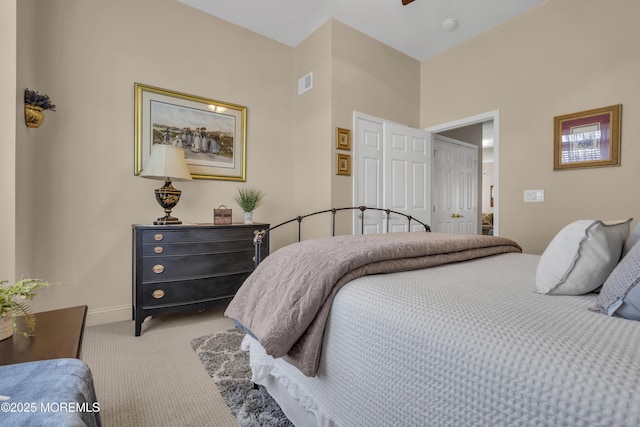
[432, 135, 478, 234]
[383, 123, 431, 232]
[354, 115, 384, 234]
[354, 114, 430, 234]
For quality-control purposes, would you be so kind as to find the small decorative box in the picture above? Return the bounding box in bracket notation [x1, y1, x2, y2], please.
[213, 205, 232, 224]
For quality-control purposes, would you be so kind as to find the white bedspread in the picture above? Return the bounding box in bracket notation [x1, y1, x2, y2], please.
[244, 253, 640, 426]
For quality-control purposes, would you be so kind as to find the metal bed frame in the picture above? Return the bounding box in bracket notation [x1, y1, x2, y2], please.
[253, 206, 431, 267]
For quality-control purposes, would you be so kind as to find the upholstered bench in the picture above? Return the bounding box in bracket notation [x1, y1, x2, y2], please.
[0, 358, 102, 426]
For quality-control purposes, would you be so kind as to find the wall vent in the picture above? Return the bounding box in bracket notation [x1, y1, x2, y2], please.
[298, 72, 313, 95]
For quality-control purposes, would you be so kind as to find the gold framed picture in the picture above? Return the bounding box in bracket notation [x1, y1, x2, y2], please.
[337, 153, 351, 176]
[553, 104, 622, 171]
[336, 127, 351, 150]
[134, 83, 247, 181]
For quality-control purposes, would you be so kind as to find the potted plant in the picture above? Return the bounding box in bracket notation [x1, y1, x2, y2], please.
[0, 278, 49, 340]
[234, 187, 264, 224]
[24, 89, 56, 128]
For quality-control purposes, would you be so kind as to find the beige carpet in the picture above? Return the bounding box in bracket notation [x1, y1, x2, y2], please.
[81, 307, 238, 427]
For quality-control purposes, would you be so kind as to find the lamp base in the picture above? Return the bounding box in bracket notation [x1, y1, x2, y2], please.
[153, 178, 183, 225]
[153, 215, 182, 225]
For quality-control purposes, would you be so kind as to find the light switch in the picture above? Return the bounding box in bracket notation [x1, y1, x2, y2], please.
[524, 189, 544, 203]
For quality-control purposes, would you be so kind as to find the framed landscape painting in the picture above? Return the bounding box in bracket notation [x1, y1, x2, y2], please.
[135, 83, 247, 181]
[553, 104, 621, 171]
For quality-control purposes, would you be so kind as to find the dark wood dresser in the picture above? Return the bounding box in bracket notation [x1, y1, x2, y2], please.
[132, 223, 269, 336]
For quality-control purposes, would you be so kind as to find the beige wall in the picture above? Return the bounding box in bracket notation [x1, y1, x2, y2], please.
[421, 0, 640, 254]
[291, 20, 422, 237]
[11, 0, 634, 324]
[330, 20, 421, 232]
[9, 2, 421, 325]
[1, 1, 17, 283]
[291, 21, 334, 240]
[15, 1, 39, 287]
[15, 0, 295, 324]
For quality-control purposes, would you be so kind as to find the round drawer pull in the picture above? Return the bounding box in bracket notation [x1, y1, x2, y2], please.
[153, 246, 164, 254]
[152, 264, 165, 274]
[153, 233, 164, 241]
[152, 289, 165, 299]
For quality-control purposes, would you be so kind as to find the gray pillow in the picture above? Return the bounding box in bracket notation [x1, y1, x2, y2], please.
[535, 219, 631, 295]
[622, 221, 640, 257]
[595, 234, 640, 320]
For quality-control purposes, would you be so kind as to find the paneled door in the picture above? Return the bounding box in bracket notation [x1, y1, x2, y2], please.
[354, 113, 431, 234]
[354, 115, 384, 234]
[431, 135, 478, 234]
[383, 122, 430, 232]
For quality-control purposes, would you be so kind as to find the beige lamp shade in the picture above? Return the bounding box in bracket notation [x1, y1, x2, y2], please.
[140, 144, 192, 181]
[140, 144, 192, 225]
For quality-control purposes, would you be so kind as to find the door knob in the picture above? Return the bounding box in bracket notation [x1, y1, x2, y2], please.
[451, 213, 464, 218]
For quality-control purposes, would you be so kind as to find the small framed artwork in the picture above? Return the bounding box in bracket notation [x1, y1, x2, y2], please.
[134, 83, 247, 181]
[553, 104, 622, 170]
[337, 153, 351, 176]
[336, 127, 351, 150]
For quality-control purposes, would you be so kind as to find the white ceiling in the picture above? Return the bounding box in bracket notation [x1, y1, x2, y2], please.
[177, 0, 548, 61]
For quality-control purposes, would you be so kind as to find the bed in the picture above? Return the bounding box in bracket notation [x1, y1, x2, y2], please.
[225, 215, 640, 426]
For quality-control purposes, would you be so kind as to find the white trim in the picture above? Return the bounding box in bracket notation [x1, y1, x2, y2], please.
[85, 304, 131, 327]
[426, 110, 500, 236]
[425, 110, 499, 133]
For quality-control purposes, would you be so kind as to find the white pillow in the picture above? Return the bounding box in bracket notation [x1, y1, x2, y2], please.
[536, 219, 632, 295]
[594, 237, 640, 319]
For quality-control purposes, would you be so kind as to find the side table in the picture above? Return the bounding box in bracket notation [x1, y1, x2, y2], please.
[0, 305, 88, 366]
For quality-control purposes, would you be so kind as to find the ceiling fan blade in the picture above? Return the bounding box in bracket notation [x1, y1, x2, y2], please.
[402, 0, 415, 5]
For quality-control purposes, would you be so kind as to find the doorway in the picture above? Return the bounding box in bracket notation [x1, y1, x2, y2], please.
[431, 134, 479, 234]
[353, 111, 497, 235]
[426, 110, 500, 236]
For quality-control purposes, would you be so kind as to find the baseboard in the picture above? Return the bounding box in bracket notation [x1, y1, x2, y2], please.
[86, 304, 131, 327]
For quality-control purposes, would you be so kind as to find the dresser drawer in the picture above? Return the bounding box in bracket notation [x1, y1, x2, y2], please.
[142, 251, 254, 282]
[141, 273, 250, 307]
[141, 227, 258, 244]
[141, 239, 254, 257]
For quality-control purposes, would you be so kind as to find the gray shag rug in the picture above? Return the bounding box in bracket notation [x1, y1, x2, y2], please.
[191, 328, 294, 427]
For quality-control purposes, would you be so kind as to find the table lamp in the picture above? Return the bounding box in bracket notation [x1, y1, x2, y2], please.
[140, 144, 193, 225]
